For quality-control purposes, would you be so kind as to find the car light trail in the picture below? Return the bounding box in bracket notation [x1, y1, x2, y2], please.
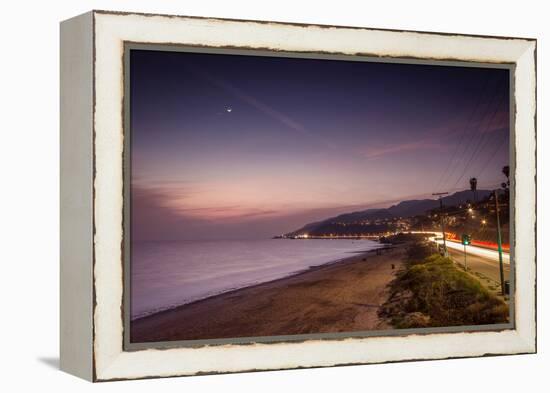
[409, 231, 510, 264]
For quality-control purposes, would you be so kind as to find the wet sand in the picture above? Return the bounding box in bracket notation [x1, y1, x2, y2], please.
[131, 244, 405, 343]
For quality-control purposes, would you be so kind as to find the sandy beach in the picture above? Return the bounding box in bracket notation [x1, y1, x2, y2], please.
[131, 244, 405, 343]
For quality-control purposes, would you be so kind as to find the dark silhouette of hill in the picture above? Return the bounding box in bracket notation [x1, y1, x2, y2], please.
[285, 189, 491, 237]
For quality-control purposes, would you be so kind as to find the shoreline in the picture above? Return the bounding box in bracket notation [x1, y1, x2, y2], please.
[131, 243, 405, 343]
[132, 244, 393, 321]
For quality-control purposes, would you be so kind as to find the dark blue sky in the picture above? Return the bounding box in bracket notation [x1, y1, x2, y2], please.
[130, 49, 510, 240]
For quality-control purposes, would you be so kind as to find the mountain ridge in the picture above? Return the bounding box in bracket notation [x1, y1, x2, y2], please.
[284, 189, 492, 237]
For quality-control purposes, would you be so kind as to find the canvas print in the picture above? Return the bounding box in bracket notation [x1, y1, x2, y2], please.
[128, 48, 511, 344]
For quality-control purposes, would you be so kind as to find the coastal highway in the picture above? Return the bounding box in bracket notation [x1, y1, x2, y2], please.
[430, 235, 510, 289]
[446, 247, 510, 286]
[436, 239, 510, 264]
[412, 231, 510, 264]
[411, 232, 511, 289]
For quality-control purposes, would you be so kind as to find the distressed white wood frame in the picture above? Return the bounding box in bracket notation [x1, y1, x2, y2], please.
[61, 10, 536, 382]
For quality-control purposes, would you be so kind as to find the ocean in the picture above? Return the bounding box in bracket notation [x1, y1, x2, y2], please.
[131, 238, 382, 320]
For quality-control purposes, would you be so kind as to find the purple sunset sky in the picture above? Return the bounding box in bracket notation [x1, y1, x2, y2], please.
[130, 49, 510, 241]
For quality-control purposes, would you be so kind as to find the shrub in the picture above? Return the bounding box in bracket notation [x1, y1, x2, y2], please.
[380, 243, 509, 328]
[405, 241, 434, 265]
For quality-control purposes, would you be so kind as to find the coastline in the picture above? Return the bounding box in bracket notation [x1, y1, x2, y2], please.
[131, 244, 405, 343]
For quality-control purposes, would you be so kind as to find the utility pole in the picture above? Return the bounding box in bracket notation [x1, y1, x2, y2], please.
[432, 192, 449, 256]
[494, 189, 506, 296]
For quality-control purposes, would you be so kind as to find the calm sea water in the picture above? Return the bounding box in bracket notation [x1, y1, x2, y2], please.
[131, 239, 382, 320]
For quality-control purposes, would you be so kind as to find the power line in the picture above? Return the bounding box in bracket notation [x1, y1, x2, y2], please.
[476, 133, 508, 179]
[438, 89, 496, 190]
[440, 73, 507, 192]
[444, 89, 502, 190]
[448, 88, 507, 191]
[432, 76, 492, 193]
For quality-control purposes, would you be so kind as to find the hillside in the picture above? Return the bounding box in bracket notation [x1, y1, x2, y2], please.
[284, 189, 492, 237]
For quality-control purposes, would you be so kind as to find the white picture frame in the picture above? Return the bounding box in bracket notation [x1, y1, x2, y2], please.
[60, 10, 536, 382]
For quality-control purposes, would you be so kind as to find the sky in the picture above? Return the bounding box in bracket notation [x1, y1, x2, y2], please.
[130, 49, 510, 241]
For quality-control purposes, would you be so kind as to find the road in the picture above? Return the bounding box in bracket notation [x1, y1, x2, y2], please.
[419, 232, 511, 293]
[441, 239, 510, 264]
[447, 247, 510, 290]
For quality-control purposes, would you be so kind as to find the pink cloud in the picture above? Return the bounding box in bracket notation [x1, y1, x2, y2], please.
[478, 111, 509, 134]
[132, 182, 282, 222]
[362, 141, 447, 159]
